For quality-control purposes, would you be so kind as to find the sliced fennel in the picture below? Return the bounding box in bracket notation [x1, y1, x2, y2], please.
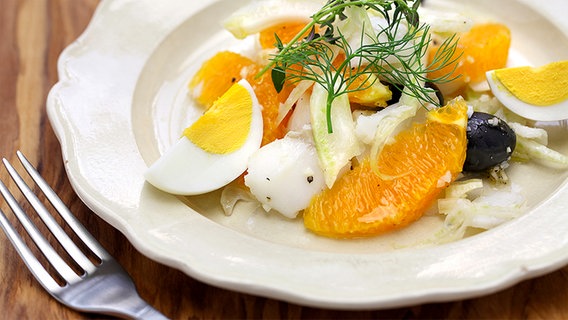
[353, 89, 421, 178]
[515, 137, 568, 169]
[220, 183, 259, 216]
[510, 122, 568, 169]
[418, 7, 473, 35]
[222, 0, 323, 39]
[436, 179, 526, 242]
[368, 103, 418, 176]
[509, 122, 548, 145]
[278, 80, 313, 124]
[332, 5, 376, 67]
[310, 82, 362, 187]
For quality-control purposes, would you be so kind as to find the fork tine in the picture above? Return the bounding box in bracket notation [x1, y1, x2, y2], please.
[0, 207, 61, 292]
[4, 155, 97, 274]
[2, 152, 168, 319]
[15, 151, 111, 261]
[0, 178, 81, 285]
[3, 159, 94, 272]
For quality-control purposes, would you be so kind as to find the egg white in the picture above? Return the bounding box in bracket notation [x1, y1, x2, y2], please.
[145, 80, 263, 195]
[486, 70, 568, 121]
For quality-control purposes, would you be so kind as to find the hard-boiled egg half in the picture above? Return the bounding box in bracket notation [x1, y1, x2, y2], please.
[486, 60, 568, 121]
[145, 79, 263, 195]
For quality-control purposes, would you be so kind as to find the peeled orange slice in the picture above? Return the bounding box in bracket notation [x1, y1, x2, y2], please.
[303, 97, 468, 238]
[189, 51, 253, 108]
[428, 23, 511, 91]
[347, 73, 392, 107]
[259, 22, 312, 49]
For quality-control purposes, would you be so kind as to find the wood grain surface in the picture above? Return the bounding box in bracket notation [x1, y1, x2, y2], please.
[1, 0, 568, 319]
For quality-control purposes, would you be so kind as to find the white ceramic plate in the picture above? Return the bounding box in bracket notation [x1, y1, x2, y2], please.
[47, 0, 568, 309]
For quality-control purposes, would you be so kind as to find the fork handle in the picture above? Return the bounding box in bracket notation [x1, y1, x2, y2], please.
[64, 276, 169, 320]
[128, 300, 169, 320]
[112, 295, 169, 320]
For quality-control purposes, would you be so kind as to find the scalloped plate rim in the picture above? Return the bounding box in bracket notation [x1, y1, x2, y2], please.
[46, 0, 568, 309]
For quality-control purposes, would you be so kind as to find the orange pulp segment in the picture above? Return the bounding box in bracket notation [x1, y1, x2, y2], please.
[347, 73, 392, 107]
[303, 97, 468, 238]
[428, 23, 511, 88]
[259, 22, 312, 49]
[189, 51, 252, 108]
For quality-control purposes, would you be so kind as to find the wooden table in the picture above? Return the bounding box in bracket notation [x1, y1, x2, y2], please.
[1, 0, 568, 319]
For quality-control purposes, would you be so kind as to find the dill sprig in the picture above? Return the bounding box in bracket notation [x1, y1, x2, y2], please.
[258, 0, 460, 133]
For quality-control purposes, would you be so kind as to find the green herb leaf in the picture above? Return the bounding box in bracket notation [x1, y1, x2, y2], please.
[258, 0, 459, 132]
[271, 66, 286, 93]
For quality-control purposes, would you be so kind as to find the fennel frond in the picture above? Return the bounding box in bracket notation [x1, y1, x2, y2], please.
[259, 0, 460, 132]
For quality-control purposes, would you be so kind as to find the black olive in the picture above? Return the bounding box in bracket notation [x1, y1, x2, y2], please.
[425, 82, 444, 106]
[464, 112, 516, 172]
[385, 82, 444, 106]
[385, 83, 403, 105]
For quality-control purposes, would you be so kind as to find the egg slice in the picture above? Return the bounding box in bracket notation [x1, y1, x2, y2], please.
[486, 60, 568, 121]
[145, 79, 263, 195]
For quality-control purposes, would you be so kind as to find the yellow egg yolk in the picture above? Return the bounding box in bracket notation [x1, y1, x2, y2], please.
[184, 82, 253, 154]
[494, 60, 568, 106]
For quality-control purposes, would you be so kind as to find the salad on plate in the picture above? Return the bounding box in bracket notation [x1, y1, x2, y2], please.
[144, 0, 568, 241]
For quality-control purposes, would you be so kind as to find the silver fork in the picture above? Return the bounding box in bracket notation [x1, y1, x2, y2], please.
[0, 151, 168, 319]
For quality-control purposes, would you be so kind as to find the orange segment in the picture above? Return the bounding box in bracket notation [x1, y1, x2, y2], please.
[259, 22, 311, 49]
[428, 23, 511, 88]
[303, 97, 468, 238]
[189, 51, 253, 108]
[347, 73, 392, 107]
[247, 64, 289, 146]
[189, 51, 287, 146]
[329, 53, 393, 107]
